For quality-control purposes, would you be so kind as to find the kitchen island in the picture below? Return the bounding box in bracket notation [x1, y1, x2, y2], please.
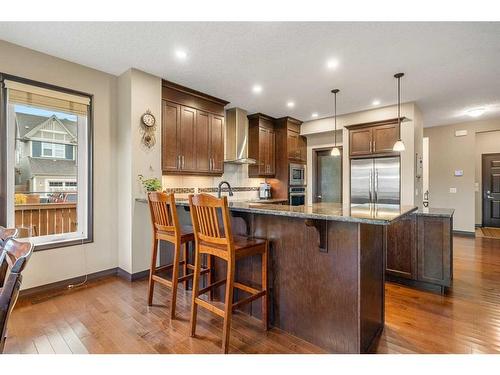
[137, 198, 416, 353]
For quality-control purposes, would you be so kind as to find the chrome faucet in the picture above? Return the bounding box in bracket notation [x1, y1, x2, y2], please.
[217, 181, 234, 198]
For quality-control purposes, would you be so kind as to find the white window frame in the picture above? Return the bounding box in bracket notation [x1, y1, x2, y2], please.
[5, 82, 91, 248]
[41, 141, 66, 158]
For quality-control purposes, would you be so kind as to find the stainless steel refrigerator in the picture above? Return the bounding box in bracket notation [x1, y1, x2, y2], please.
[350, 157, 400, 205]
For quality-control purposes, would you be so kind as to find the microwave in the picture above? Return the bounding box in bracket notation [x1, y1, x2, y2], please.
[289, 163, 306, 186]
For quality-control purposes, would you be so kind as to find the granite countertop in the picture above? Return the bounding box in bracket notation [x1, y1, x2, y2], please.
[415, 207, 455, 218]
[136, 197, 417, 225]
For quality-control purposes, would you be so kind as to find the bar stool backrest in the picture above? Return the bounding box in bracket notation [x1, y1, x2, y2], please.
[147, 192, 180, 239]
[188, 194, 234, 255]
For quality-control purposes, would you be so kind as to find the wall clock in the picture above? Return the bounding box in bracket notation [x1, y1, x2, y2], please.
[140, 109, 156, 148]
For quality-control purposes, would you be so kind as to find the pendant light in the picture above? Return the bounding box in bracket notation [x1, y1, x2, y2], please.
[330, 89, 341, 156]
[392, 73, 405, 152]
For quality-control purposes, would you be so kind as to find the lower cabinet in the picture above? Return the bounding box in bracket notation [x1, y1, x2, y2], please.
[385, 212, 453, 292]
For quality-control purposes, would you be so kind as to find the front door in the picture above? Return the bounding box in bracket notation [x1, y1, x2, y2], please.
[314, 149, 342, 203]
[482, 153, 500, 227]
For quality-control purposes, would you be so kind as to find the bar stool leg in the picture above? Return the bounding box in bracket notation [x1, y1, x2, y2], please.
[207, 254, 213, 300]
[147, 238, 158, 306]
[261, 243, 269, 330]
[190, 247, 202, 337]
[222, 258, 235, 354]
[183, 242, 189, 290]
[170, 241, 181, 319]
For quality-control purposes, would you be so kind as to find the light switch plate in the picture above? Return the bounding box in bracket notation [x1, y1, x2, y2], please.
[449, 187, 457, 193]
[455, 130, 468, 137]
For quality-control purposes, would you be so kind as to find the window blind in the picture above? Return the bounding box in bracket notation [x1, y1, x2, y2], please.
[5, 80, 90, 116]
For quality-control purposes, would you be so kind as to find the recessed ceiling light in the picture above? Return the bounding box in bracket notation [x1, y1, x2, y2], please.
[311, 112, 318, 118]
[326, 59, 339, 70]
[175, 49, 187, 60]
[466, 107, 486, 118]
[287, 101, 295, 108]
[252, 84, 263, 94]
[372, 99, 381, 106]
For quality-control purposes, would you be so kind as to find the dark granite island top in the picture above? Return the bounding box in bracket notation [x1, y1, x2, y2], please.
[135, 197, 417, 353]
[136, 198, 417, 225]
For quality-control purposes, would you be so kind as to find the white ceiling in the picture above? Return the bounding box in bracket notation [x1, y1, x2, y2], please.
[1, 22, 500, 127]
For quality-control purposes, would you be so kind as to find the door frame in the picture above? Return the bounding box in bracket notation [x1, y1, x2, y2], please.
[482, 152, 500, 227]
[312, 147, 343, 203]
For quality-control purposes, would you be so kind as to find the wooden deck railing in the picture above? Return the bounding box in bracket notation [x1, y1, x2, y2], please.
[14, 203, 77, 237]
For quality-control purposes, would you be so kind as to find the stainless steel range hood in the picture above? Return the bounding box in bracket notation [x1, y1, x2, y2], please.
[224, 107, 256, 164]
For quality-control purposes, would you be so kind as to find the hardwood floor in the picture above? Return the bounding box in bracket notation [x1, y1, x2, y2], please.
[4, 235, 500, 354]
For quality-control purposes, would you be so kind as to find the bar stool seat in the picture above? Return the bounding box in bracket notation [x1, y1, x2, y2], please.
[156, 225, 195, 242]
[199, 236, 266, 259]
[188, 193, 268, 354]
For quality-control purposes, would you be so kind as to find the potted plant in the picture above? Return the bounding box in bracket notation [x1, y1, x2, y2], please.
[138, 175, 162, 192]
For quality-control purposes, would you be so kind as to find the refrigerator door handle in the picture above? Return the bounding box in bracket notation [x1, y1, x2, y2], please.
[375, 169, 379, 203]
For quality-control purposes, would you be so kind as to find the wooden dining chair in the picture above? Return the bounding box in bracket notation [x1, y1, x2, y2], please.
[0, 227, 18, 248]
[0, 239, 34, 353]
[147, 192, 211, 319]
[188, 193, 268, 353]
[0, 227, 18, 288]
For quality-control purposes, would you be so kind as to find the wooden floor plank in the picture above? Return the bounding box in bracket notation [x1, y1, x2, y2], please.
[4, 235, 500, 354]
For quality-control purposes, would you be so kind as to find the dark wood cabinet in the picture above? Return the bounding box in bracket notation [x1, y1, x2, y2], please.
[385, 214, 416, 279]
[210, 114, 224, 173]
[347, 118, 402, 158]
[162, 101, 180, 173]
[417, 215, 453, 287]
[161, 80, 228, 176]
[248, 113, 276, 177]
[349, 128, 372, 156]
[386, 212, 453, 293]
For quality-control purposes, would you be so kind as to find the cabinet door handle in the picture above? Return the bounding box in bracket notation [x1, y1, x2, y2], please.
[182, 155, 185, 169]
[373, 140, 376, 152]
[177, 155, 181, 170]
[210, 158, 212, 171]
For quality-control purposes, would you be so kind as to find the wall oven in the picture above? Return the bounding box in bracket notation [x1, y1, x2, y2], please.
[289, 163, 306, 186]
[289, 187, 306, 206]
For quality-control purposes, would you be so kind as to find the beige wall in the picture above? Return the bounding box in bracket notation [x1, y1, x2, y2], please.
[424, 118, 500, 232]
[303, 103, 422, 209]
[0, 40, 118, 289]
[117, 68, 162, 274]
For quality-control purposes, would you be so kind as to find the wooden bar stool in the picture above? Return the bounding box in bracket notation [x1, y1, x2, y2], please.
[147, 192, 211, 319]
[188, 193, 268, 353]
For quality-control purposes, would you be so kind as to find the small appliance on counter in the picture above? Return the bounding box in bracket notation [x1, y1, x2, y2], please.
[259, 182, 272, 200]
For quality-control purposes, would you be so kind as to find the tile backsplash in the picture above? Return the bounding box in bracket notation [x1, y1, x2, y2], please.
[161, 164, 265, 200]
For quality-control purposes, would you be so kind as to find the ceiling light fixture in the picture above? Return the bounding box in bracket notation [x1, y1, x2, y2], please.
[372, 99, 381, 106]
[466, 108, 486, 118]
[330, 89, 341, 157]
[252, 84, 263, 94]
[287, 101, 295, 108]
[175, 49, 187, 60]
[392, 73, 406, 152]
[326, 59, 339, 70]
[311, 112, 318, 118]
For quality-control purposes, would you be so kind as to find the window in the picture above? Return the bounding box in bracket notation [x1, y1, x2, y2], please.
[0, 74, 93, 249]
[41, 142, 66, 158]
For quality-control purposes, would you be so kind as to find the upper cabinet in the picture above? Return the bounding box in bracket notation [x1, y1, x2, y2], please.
[161, 80, 228, 176]
[248, 113, 276, 177]
[347, 118, 403, 158]
[276, 117, 306, 163]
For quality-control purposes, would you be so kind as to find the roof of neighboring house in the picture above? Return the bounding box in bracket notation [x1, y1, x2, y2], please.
[27, 157, 77, 177]
[16, 112, 77, 139]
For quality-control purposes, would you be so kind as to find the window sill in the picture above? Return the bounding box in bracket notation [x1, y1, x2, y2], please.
[34, 236, 93, 252]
